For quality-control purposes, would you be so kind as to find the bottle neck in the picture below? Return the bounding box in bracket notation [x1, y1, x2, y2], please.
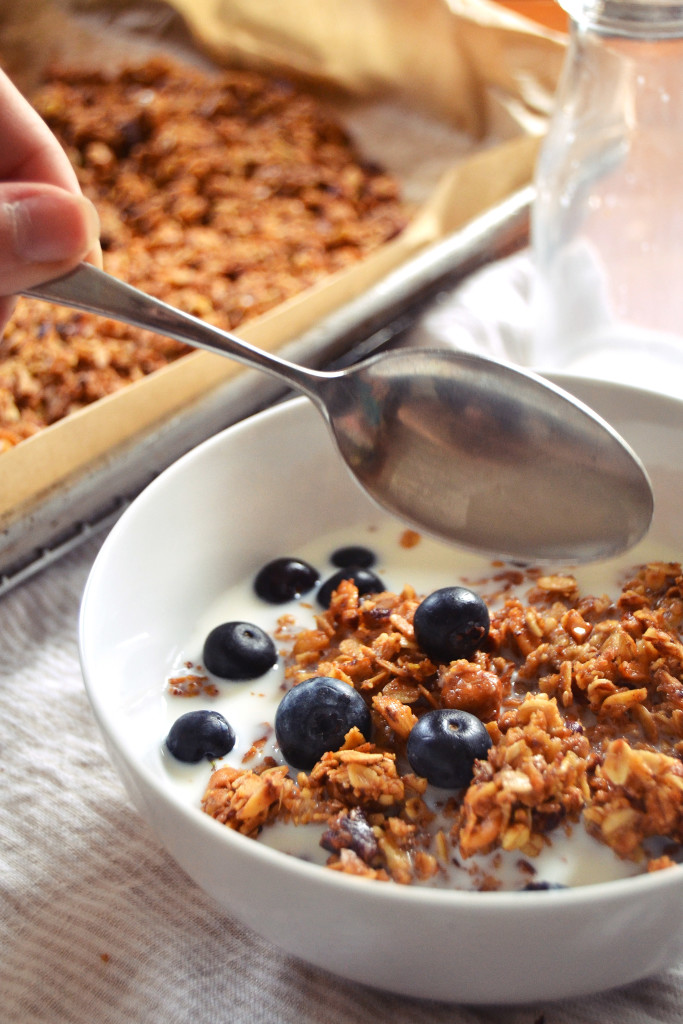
[561, 0, 683, 37]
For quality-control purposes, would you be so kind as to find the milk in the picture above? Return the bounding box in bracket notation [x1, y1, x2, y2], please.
[161, 519, 676, 889]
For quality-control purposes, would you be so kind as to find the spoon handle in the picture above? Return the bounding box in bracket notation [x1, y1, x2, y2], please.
[22, 262, 325, 399]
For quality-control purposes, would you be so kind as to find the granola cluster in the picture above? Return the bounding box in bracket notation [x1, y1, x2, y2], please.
[200, 563, 683, 887]
[0, 57, 408, 450]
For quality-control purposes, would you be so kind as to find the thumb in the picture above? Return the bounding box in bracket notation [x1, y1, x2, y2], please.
[0, 183, 101, 298]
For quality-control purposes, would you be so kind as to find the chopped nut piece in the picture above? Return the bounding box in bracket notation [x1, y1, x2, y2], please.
[201, 765, 295, 837]
[306, 743, 405, 810]
[372, 692, 418, 739]
[327, 848, 390, 881]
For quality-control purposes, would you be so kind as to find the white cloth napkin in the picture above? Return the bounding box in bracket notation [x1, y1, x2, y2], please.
[3, 256, 683, 1023]
[412, 250, 683, 402]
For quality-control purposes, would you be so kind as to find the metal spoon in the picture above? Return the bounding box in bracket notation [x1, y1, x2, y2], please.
[24, 262, 653, 562]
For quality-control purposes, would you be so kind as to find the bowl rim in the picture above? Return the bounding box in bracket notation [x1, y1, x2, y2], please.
[79, 380, 683, 908]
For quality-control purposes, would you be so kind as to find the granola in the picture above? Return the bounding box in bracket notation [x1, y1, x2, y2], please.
[196, 559, 683, 887]
[0, 57, 408, 450]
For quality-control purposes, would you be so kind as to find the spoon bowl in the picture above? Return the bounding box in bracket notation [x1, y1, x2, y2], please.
[319, 347, 653, 561]
[25, 262, 653, 561]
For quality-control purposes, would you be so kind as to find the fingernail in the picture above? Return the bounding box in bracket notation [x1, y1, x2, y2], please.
[8, 192, 100, 264]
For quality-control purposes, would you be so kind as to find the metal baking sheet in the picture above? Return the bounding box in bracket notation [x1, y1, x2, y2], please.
[0, 186, 532, 598]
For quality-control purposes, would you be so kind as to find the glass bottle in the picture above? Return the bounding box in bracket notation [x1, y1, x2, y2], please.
[531, 0, 683, 394]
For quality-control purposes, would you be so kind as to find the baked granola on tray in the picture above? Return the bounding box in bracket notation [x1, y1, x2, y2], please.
[0, 56, 408, 451]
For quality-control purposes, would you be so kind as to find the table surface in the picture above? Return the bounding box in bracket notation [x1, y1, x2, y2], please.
[3, 253, 683, 1023]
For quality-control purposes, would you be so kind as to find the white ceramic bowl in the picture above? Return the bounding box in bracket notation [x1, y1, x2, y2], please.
[80, 377, 683, 1005]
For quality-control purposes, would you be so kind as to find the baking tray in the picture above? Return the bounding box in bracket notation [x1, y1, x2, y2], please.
[0, 185, 532, 598]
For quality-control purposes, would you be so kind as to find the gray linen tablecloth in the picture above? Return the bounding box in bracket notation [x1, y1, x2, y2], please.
[3, 256, 683, 1023]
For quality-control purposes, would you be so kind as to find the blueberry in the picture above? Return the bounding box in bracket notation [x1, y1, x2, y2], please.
[331, 545, 376, 569]
[406, 708, 492, 788]
[203, 621, 277, 679]
[275, 675, 372, 770]
[254, 557, 319, 603]
[165, 709, 235, 763]
[413, 586, 489, 663]
[317, 566, 385, 607]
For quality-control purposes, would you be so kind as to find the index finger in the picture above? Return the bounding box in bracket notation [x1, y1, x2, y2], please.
[0, 67, 80, 193]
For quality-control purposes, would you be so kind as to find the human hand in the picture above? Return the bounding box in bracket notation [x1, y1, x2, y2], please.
[0, 67, 102, 332]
